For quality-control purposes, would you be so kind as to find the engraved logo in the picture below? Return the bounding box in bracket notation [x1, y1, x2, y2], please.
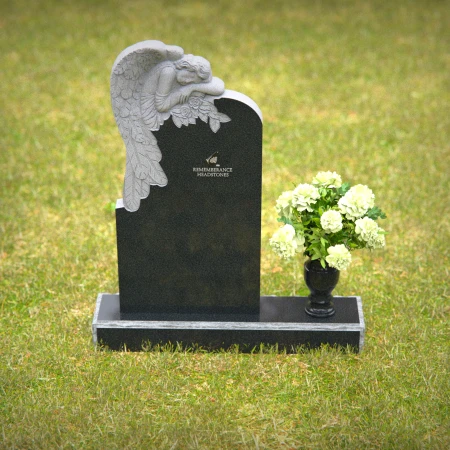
[206, 151, 219, 167]
[193, 151, 233, 178]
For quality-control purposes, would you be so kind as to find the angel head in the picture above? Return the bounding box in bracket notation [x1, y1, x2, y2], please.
[174, 55, 212, 85]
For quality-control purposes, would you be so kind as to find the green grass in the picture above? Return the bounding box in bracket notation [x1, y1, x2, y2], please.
[1, 0, 449, 448]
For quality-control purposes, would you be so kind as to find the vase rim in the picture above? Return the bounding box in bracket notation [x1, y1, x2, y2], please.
[305, 258, 339, 272]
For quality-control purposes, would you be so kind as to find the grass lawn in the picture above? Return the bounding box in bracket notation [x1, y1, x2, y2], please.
[1, 0, 449, 448]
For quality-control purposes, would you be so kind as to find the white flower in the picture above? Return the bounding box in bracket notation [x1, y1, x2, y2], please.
[355, 217, 386, 249]
[325, 244, 352, 270]
[292, 183, 320, 212]
[312, 171, 342, 188]
[338, 184, 375, 220]
[355, 217, 378, 243]
[275, 190, 294, 217]
[320, 210, 343, 233]
[270, 224, 305, 259]
[371, 231, 386, 249]
[355, 217, 378, 240]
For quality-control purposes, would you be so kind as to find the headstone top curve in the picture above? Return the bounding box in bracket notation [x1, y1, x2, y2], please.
[220, 90, 263, 123]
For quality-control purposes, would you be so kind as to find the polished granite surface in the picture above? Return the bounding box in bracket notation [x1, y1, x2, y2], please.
[93, 294, 364, 352]
[116, 98, 262, 317]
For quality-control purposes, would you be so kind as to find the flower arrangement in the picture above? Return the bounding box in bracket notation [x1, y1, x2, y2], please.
[270, 171, 387, 270]
[171, 93, 230, 132]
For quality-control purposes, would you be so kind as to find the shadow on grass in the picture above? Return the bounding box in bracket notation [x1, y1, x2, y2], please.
[95, 340, 358, 355]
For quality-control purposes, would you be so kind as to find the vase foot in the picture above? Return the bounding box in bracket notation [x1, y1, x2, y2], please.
[305, 303, 335, 318]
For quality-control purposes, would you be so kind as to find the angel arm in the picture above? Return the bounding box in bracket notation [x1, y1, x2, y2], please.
[188, 77, 225, 97]
[155, 74, 225, 113]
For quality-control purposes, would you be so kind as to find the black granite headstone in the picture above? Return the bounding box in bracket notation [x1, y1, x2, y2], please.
[93, 41, 365, 352]
[116, 96, 262, 319]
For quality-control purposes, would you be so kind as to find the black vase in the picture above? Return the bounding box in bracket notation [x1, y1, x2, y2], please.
[304, 259, 340, 318]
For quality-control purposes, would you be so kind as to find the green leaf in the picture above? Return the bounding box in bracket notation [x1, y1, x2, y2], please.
[366, 206, 387, 220]
[277, 216, 293, 225]
[320, 258, 326, 269]
[336, 182, 351, 196]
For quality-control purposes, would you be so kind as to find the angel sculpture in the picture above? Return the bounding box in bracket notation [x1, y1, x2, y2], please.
[111, 40, 230, 212]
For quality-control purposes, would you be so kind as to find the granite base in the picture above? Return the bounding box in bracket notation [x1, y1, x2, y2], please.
[92, 294, 365, 352]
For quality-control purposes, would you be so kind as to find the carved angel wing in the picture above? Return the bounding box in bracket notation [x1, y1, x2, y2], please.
[111, 40, 229, 212]
[111, 41, 182, 211]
